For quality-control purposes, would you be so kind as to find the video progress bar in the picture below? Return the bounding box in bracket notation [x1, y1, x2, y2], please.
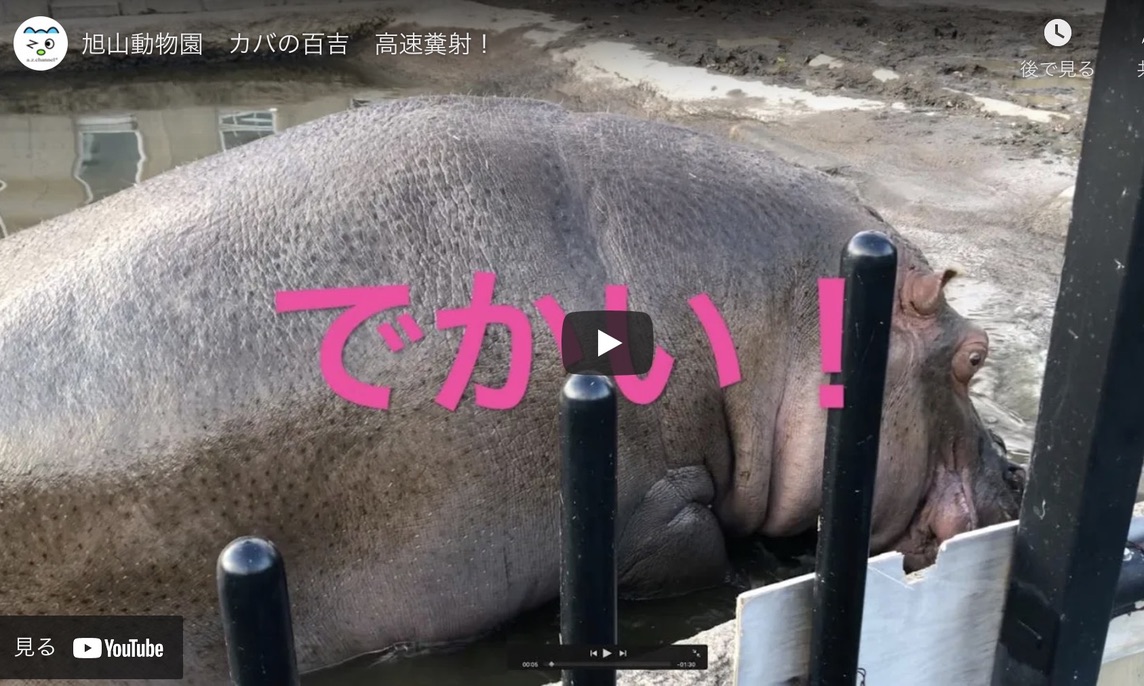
[541, 662, 675, 670]
[508, 644, 708, 671]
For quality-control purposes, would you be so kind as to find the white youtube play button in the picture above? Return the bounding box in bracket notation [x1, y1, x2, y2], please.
[73, 637, 102, 658]
[597, 330, 623, 355]
[561, 310, 654, 376]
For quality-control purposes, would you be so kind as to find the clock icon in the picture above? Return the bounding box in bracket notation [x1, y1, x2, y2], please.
[1045, 19, 1072, 47]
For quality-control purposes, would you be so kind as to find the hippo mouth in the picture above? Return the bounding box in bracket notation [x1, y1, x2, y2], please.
[891, 476, 981, 573]
[898, 540, 939, 574]
[892, 430, 1025, 573]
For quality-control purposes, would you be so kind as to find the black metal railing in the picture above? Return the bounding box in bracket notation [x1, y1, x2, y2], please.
[217, 537, 300, 686]
[808, 231, 898, 686]
[991, 0, 1144, 683]
[559, 374, 619, 686]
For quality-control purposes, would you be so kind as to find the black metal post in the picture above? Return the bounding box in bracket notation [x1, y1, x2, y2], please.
[560, 374, 618, 686]
[808, 231, 898, 686]
[217, 537, 300, 686]
[991, 0, 1144, 683]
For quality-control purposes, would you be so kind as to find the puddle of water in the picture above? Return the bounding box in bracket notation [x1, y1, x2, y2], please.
[306, 536, 814, 685]
[0, 65, 420, 235]
[553, 41, 886, 120]
[306, 591, 734, 686]
[944, 87, 1069, 123]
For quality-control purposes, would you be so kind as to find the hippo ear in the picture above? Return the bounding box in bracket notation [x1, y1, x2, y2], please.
[904, 267, 958, 316]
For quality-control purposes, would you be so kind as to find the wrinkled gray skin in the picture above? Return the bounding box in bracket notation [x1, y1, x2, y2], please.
[0, 96, 1024, 685]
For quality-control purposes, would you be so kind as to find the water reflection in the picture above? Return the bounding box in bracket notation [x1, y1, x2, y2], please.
[219, 109, 278, 151]
[75, 115, 145, 204]
[0, 88, 398, 237]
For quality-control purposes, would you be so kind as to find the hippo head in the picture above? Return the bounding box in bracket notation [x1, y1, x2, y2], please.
[873, 264, 1026, 571]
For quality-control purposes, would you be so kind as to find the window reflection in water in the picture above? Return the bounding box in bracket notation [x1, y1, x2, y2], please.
[218, 110, 278, 150]
[73, 115, 145, 205]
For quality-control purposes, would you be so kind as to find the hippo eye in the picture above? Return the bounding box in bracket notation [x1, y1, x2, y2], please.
[953, 343, 988, 385]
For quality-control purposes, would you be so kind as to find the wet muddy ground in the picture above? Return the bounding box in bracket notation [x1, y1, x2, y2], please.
[486, 0, 1098, 152]
[0, 0, 1138, 683]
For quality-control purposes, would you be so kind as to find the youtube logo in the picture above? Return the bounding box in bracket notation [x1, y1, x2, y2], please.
[73, 637, 102, 659]
[560, 310, 654, 376]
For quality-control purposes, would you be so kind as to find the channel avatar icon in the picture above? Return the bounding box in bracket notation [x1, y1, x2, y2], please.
[13, 16, 69, 71]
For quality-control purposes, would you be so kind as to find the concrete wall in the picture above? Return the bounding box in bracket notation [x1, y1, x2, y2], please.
[1, 0, 337, 24]
[0, 92, 373, 235]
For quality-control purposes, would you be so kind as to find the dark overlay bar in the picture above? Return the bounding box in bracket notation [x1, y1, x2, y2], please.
[0, 615, 183, 680]
[508, 644, 707, 671]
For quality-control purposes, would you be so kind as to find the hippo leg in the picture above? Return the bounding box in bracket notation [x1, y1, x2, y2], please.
[617, 466, 730, 599]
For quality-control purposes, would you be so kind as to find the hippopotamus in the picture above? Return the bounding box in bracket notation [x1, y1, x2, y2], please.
[0, 95, 1023, 684]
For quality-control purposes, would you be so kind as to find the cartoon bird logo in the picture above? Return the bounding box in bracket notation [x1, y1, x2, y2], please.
[12, 17, 69, 71]
[25, 26, 60, 56]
